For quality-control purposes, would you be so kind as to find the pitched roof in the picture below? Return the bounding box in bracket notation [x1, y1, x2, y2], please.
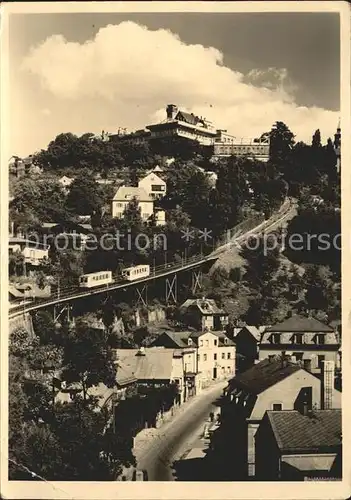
[265, 315, 334, 333]
[176, 111, 202, 126]
[227, 357, 301, 395]
[115, 362, 138, 386]
[9, 285, 24, 298]
[113, 186, 152, 202]
[234, 326, 264, 342]
[138, 172, 165, 184]
[116, 348, 175, 381]
[267, 409, 342, 453]
[212, 331, 236, 346]
[180, 298, 227, 315]
[159, 331, 193, 348]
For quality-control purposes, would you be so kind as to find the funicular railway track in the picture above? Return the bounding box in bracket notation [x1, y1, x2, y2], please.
[9, 198, 294, 319]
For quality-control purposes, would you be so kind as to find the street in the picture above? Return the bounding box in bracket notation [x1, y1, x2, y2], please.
[135, 381, 227, 481]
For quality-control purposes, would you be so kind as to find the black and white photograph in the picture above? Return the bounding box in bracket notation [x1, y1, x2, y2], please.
[1, 1, 350, 498]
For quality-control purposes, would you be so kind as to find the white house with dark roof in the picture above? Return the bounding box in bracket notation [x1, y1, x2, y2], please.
[151, 329, 235, 386]
[180, 298, 229, 331]
[255, 409, 342, 480]
[258, 314, 340, 374]
[216, 356, 341, 479]
[111, 186, 154, 221]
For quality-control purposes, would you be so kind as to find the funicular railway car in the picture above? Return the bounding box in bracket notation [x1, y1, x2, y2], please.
[79, 271, 113, 288]
[121, 265, 150, 282]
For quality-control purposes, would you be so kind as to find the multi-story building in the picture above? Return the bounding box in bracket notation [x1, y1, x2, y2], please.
[108, 104, 270, 161]
[9, 237, 49, 267]
[109, 128, 151, 146]
[146, 104, 218, 146]
[151, 329, 236, 387]
[111, 186, 154, 221]
[255, 408, 342, 480]
[258, 314, 340, 374]
[138, 172, 167, 200]
[215, 356, 341, 479]
[213, 130, 270, 161]
[179, 298, 229, 332]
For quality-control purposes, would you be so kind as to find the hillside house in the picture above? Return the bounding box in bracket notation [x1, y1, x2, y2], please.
[111, 186, 154, 222]
[138, 172, 167, 200]
[180, 298, 229, 332]
[9, 237, 49, 267]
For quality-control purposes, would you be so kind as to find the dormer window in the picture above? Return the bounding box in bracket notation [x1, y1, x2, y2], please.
[270, 333, 280, 344]
[294, 334, 304, 345]
[224, 337, 228, 344]
[188, 338, 193, 346]
[315, 334, 326, 345]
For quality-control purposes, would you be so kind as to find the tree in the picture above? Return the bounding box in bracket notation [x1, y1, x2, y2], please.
[62, 322, 117, 401]
[9, 250, 25, 277]
[269, 121, 295, 167]
[67, 170, 102, 215]
[208, 157, 248, 236]
[312, 129, 321, 148]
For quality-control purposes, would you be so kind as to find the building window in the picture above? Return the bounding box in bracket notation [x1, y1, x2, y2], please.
[317, 355, 325, 369]
[293, 352, 303, 361]
[272, 403, 282, 411]
[271, 333, 280, 344]
[206, 340, 209, 347]
[294, 334, 304, 345]
[200, 340, 203, 347]
[315, 334, 326, 345]
[197, 354, 200, 362]
[222, 352, 225, 359]
[214, 353, 217, 360]
[214, 339, 218, 346]
[227, 353, 231, 359]
[203, 354, 207, 362]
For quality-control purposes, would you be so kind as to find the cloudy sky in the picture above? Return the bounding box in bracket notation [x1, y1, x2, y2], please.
[9, 12, 340, 156]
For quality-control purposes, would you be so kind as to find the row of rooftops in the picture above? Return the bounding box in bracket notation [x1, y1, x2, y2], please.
[154, 330, 236, 349]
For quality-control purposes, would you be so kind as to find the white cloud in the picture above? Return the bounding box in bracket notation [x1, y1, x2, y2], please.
[21, 21, 338, 147]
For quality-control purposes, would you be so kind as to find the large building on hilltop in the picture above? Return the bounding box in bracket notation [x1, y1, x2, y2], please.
[146, 104, 218, 146]
[109, 104, 270, 161]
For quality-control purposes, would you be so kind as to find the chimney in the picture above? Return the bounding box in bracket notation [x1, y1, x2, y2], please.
[321, 360, 335, 409]
[166, 104, 178, 120]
